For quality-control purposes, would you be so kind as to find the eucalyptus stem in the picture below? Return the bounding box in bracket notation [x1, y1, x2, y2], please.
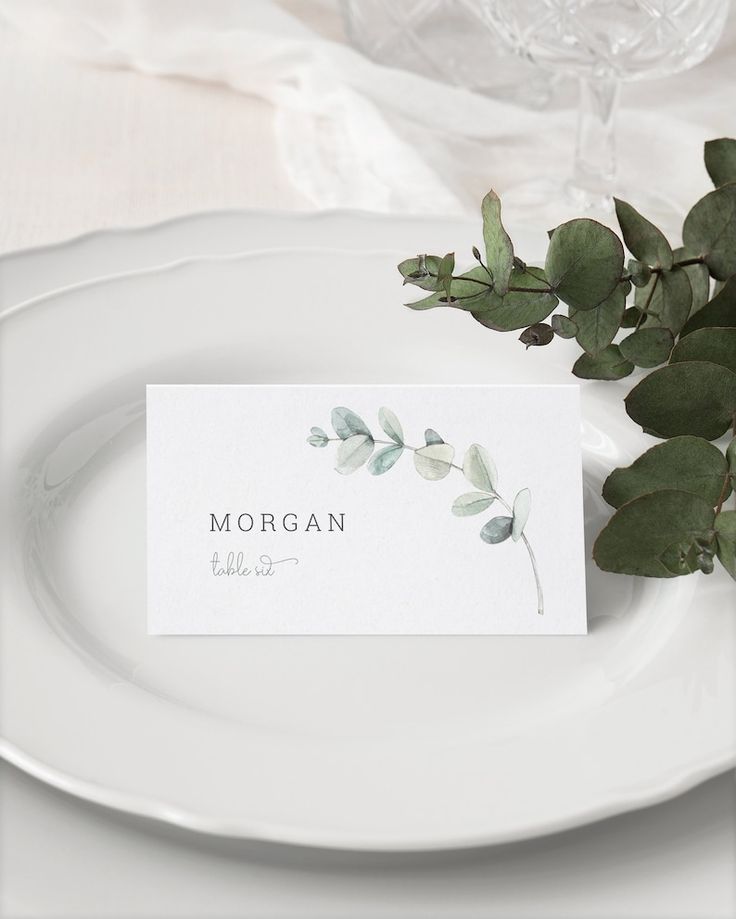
[331, 436, 545, 615]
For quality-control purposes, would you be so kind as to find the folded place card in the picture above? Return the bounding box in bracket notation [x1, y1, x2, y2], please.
[147, 385, 587, 635]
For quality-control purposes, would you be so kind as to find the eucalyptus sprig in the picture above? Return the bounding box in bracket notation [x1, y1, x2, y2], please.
[398, 138, 736, 582]
[308, 406, 544, 614]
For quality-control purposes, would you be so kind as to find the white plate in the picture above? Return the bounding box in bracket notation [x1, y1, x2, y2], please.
[1, 216, 734, 851]
[0, 210, 484, 314]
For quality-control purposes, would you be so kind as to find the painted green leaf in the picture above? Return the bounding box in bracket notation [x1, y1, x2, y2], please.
[614, 198, 673, 268]
[544, 218, 624, 311]
[331, 407, 371, 440]
[602, 436, 730, 508]
[704, 138, 736, 187]
[307, 434, 329, 448]
[715, 510, 736, 580]
[673, 246, 710, 316]
[680, 276, 736, 336]
[378, 407, 404, 445]
[307, 426, 329, 447]
[368, 444, 403, 476]
[335, 433, 374, 475]
[452, 492, 495, 517]
[398, 255, 442, 291]
[572, 345, 634, 381]
[636, 267, 692, 336]
[480, 516, 513, 544]
[414, 443, 455, 480]
[618, 327, 674, 368]
[550, 314, 577, 338]
[625, 361, 736, 440]
[511, 488, 531, 542]
[572, 284, 626, 356]
[481, 190, 514, 296]
[424, 428, 444, 446]
[682, 183, 736, 280]
[406, 266, 499, 312]
[462, 444, 497, 493]
[670, 327, 736, 374]
[593, 490, 716, 577]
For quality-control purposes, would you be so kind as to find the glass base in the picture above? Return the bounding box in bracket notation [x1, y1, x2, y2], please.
[501, 177, 682, 241]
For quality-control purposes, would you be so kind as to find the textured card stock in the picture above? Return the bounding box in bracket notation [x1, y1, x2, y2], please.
[147, 384, 587, 634]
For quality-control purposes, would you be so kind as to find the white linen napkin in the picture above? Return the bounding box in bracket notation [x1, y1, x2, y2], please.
[0, 0, 732, 217]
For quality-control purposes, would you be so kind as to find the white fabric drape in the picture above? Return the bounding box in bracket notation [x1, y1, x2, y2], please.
[0, 0, 733, 220]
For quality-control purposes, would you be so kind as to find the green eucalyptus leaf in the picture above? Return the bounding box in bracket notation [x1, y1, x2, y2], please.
[659, 534, 716, 576]
[704, 138, 736, 188]
[414, 443, 455, 481]
[452, 492, 495, 517]
[625, 360, 736, 440]
[727, 437, 736, 474]
[635, 267, 692, 335]
[572, 345, 634, 381]
[462, 444, 498, 493]
[550, 314, 578, 338]
[335, 433, 374, 475]
[378, 407, 404, 445]
[472, 265, 557, 332]
[331, 407, 371, 439]
[673, 246, 710, 315]
[481, 190, 514, 296]
[523, 265, 549, 284]
[406, 266, 499, 312]
[307, 434, 329, 448]
[572, 284, 626, 356]
[620, 306, 643, 328]
[544, 218, 624, 311]
[670, 327, 736, 373]
[680, 276, 736, 336]
[367, 444, 403, 476]
[714, 510, 736, 580]
[424, 428, 444, 446]
[593, 490, 716, 577]
[627, 259, 652, 288]
[682, 183, 736, 280]
[398, 255, 442, 291]
[473, 290, 557, 332]
[602, 436, 730, 508]
[437, 252, 455, 300]
[308, 426, 330, 447]
[519, 322, 554, 348]
[480, 516, 513, 544]
[614, 198, 673, 268]
[511, 488, 531, 542]
[618, 327, 674, 368]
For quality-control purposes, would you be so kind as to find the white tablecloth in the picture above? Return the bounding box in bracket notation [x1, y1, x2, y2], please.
[0, 2, 735, 916]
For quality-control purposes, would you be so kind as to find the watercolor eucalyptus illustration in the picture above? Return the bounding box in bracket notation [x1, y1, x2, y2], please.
[307, 407, 544, 615]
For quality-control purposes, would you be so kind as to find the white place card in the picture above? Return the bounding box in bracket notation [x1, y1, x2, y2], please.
[147, 385, 587, 635]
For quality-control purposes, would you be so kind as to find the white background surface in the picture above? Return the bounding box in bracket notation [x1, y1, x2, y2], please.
[0, 1, 734, 916]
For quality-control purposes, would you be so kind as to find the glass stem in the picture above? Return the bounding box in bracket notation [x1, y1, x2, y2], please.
[569, 75, 620, 206]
